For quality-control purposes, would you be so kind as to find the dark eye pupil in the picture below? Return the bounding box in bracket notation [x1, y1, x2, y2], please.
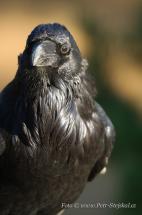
[61, 44, 70, 54]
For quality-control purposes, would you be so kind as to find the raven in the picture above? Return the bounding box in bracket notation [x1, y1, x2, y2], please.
[0, 23, 115, 215]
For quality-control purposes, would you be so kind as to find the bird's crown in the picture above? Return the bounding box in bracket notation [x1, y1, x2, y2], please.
[27, 23, 72, 44]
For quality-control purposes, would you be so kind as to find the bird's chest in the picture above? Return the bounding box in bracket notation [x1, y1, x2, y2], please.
[12, 87, 101, 180]
[7, 86, 102, 210]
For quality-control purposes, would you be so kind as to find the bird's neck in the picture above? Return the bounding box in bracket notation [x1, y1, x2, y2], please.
[13, 67, 77, 147]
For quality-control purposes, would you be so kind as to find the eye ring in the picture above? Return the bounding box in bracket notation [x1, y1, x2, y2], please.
[60, 43, 71, 55]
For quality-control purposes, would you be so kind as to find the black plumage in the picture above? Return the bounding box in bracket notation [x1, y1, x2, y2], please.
[0, 23, 115, 215]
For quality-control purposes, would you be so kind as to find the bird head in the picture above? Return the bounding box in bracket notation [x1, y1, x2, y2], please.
[19, 23, 83, 78]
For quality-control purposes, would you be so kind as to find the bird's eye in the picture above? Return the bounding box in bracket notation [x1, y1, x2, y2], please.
[60, 43, 71, 55]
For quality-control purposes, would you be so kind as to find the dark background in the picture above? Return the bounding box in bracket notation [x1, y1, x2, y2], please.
[0, 0, 142, 214]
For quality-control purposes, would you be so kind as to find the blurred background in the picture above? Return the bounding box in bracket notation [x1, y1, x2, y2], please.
[0, 0, 142, 214]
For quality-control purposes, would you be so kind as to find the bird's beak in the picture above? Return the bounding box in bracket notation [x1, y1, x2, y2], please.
[31, 40, 59, 67]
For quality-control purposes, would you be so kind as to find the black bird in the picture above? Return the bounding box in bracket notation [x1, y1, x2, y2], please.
[0, 23, 115, 215]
